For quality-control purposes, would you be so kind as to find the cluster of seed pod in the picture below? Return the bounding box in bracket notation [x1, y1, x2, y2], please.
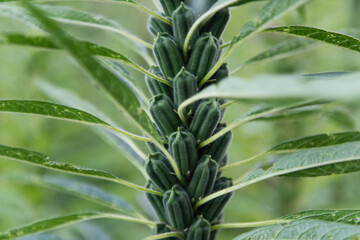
[145, 1, 233, 239]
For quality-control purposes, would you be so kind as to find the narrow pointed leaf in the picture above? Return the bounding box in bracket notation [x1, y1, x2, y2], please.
[0, 144, 162, 195]
[22, 2, 162, 145]
[234, 219, 360, 240]
[265, 26, 360, 53]
[0, 212, 156, 240]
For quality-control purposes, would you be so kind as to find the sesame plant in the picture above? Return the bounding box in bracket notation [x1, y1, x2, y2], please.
[1, 0, 360, 239]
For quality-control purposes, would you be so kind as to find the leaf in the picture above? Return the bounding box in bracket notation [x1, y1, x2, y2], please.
[22, 2, 163, 146]
[265, 26, 360, 53]
[234, 219, 360, 240]
[0, 33, 165, 84]
[0, 100, 148, 142]
[0, 173, 137, 215]
[0, 212, 156, 240]
[36, 81, 148, 177]
[200, 0, 312, 85]
[0, 144, 162, 195]
[283, 209, 360, 225]
[195, 141, 360, 208]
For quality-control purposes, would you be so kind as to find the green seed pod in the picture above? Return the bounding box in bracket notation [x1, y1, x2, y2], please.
[201, 8, 230, 39]
[160, 0, 182, 17]
[213, 63, 230, 82]
[187, 155, 218, 201]
[149, 94, 181, 138]
[168, 128, 197, 177]
[186, 216, 211, 240]
[153, 224, 178, 240]
[146, 66, 173, 101]
[163, 185, 194, 230]
[146, 182, 167, 222]
[187, 33, 219, 80]
[202, 125, 232, 163]
[145, 153, 178, 191]
[172, 3, 198, 50]
[189, 99, 221, 142]
[148, 15, 173, 37]
[154, 33, 184, 79]
[199, 177, 233, 222]
[173, 68, 197, 115]
[146, 141, 160, 154]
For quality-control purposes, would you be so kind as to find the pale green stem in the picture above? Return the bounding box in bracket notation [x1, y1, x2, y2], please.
[145, 232, 185, 240]
[107, 126, 150, 142]
[219, 152, 267, 172]
[132, 2, 172, 25]
[220, 41, 231, 49]
[220, 100, 236, 110]
[129, 63, 172, 87]
[104, 213, 157, 227]
[211, 219, 290, 231]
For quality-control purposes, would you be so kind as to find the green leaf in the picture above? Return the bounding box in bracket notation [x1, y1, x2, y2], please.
[0, 144, 162, 195]
[0, 212, 156, 240]
[234, 219, 360, 240]
[0, 100, 149, 142]
[0, 4, 153, 63]
[283, 209, 360, 225]
[0, 173, 137, 216]
[36, 81, 148, 177]
[265, 26, 360, 53]
[22, 2, 163, 146]
[0, 33, 166, 84]
[196, 141, 360, 208]
[200, 0, 312, 85]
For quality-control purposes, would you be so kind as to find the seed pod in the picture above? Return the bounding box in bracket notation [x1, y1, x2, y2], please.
[187, 155, 218, 201]
[189, 99, 221, 142]
[201, 8, 230, 39]
[146, 182, 167, 222]
[146, 141, 160, 154]
[153, 33, 184, 79]
[145, 153, 178, 191]
[153, 224, 178, 240]
[199, 177, 233, 222]
[148, 15, 173, 37]
[187, 33, 219, 80]
[213, 63, 230, 82]
[163, 185, 194, 230]
[146, 66, 173, 101]
[168, 128, 197, 177]
[159, 0, 182, 17]
[149, 94, 181, 138]
[173, 68, 197, 115]
[172, 3, 198, 50]
[202, 125, 232, 163]
[186, 216, 211, 240]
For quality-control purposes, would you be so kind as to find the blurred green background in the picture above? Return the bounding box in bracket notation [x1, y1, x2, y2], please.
[0, 0, 360, 239]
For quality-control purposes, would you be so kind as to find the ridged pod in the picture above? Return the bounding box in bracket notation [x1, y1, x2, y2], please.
[201, 8, 230, 39]
[149, 94, 181, 138]
[152, 224, 178, 240]
[199, 177, 233, 222]
[148, 15, 173, 37]
[146, 141, 160, 154]
[160, 0, 182, 17]
[202, 124, 232, 163]
[173, 68, 197, 115]
[154, 33, 184, 79]
[212, 63, 230, 82]
[189, 99, 221, 142]
[187, 155, 218, 201]
[146, 66, 173, 101]
[146, 182, 167, 222]
[168, 128, 197, 177]
[186, 216, 211, 240]
[172, 3, 198, 50]
[187, 33, 219, 80]
[145, 153, 178, 191]
[163, 185, 194, 230]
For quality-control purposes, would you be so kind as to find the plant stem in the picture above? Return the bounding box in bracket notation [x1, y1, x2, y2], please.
[219, 152, 267, 172]
[211, 219, 290, 230]
[220, 100, 236, 110]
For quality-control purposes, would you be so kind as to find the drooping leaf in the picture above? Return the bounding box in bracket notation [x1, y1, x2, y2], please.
[265, 26, 360, 53]
[234, 219, 360, 240]
[22, 2, 163, 146]
[0, 144, 161, 195]
[0, 212, 156, 240]
[196, 141, 360, 208]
